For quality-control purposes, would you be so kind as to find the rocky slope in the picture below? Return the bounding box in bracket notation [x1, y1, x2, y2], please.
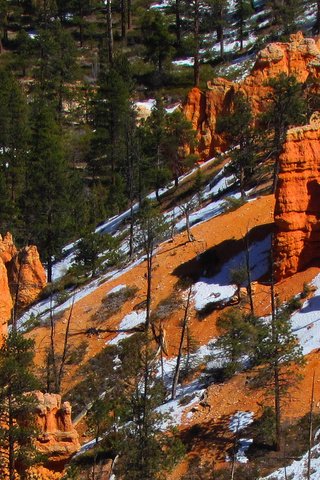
[184, 32, 320, 159]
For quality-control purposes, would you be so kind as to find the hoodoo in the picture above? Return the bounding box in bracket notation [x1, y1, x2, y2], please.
[274, 114, 320, 279]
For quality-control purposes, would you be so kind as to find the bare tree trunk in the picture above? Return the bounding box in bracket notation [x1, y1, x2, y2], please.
[127, 0, 132, 29]
[121, 0, 127, 42]
[193, 0, 200, 87]
[171, 286, 192, 400]
[307, 371, 316, 479]
[145, 252, 153, 331]
[106, 0, 114, 65]
[176, 0, 181, 46]
[244, 229, 254, 316]
[57, 295, 75, 393]
[270, 240, 281, 452]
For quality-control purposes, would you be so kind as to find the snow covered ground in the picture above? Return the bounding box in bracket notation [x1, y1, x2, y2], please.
[193, 235, 271, 311]
[262, 441, 320, 480]
[291, 274, 320, 355]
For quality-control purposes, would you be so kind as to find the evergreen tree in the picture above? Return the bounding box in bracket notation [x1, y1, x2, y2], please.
[113, 333, 184, 480]
[0, 69, 29, 235]
[141, 10, 175, 74]
[164, 110, 197, 186]
[218, 91, 256, 198]
[35, 22, 78, 114]
[139, 98, 171, 202]
[23, 99, 73, 282]
[88, 54, 135, 213]
[259, 73, 306, 192]
[252, 301, 305, 451]
[0, 332, 40, 480]
[235, 0, 253, 50]
[213, 308, 258, 378]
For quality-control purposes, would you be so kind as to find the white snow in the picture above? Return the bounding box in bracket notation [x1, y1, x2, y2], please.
[193, 235, 271, 311]
[229, 411, 254, 433]
[107, 284, 127, 295]
[261, 441, 320, 480]
[227, 412, 254, 464]
[118, 310, 146, 330]
[290, 274, 320, 355]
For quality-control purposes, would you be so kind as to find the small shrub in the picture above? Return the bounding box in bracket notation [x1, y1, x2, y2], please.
[301, 282, 313, 299]
[23, 313, 41, 333]
[286, 296, 302, 314]
[222, 196, 246, 213]
[66, 341, 89, 365]
[152, 292, 181, 321]
[92, 285, 138, 324]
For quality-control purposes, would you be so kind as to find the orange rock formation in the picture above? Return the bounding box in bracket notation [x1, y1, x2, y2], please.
[184, 32, 320, 158]
[0, 233, 46, 329]
[34, 391, 80, 461]
[274, 115, 320, 279]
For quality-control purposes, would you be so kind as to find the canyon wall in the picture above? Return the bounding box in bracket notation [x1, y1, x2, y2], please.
[184, 32, 320, 159]
[274, 114, 320, 279]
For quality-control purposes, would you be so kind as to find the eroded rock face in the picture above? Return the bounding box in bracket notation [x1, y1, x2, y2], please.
[0, 257, 11, 340]
[34, 391, 80, 461]
[184, 32, 320, 159]
[0, 233, 46, 322]
[7, 245, 47, 312]
[274, 117, 320, 280]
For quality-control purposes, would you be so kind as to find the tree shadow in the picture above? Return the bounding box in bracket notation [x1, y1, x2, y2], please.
[172, 223, 273, 284]
[180, 414, 232, 462]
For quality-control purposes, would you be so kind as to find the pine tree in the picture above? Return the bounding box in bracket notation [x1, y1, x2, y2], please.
[259, 73, 306, 192]
[218, 91, 256, 198]
[213, 308, 258, 378]
[235, 0, 253, 50]
[35, 22, 78, 114]
[0, 332, 40, 480]
[141, 10, 174, 74]
[136, 200, 168, 332]
[88, 54, 135, 213]
[164, 110, 197, 186]
[23, 99, 73, 282]
[252, 301, 305, 451]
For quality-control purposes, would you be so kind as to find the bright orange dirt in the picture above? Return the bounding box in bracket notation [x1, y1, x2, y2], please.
[26, 193, 320, 477]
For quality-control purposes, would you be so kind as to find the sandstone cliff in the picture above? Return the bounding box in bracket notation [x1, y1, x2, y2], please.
[34, 391, 80, 461]
[184, 32, 320, 159]
[274, 114, 320, 279]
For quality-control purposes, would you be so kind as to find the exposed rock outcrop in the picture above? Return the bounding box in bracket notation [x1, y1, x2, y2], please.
[274, 115, 320, 280]
[0, 258, 11, 340]
[184, 32, 320, 159]
[34, 391, 80, 461]
[0, 233, 46, 330]
[7, 245, 47, 312]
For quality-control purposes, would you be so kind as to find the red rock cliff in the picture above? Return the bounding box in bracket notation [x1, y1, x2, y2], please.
[274, 115, 320, 280]
[184, 32, 320, 159]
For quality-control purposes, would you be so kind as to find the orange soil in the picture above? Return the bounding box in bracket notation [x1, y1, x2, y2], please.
[27, 193, 320, 477]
